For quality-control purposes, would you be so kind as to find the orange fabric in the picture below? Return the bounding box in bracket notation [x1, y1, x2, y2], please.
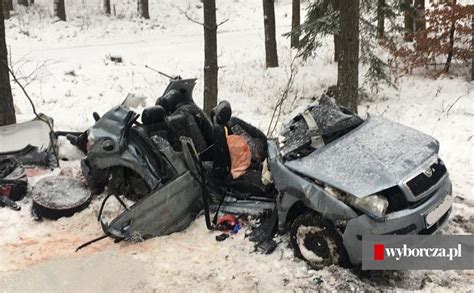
[226, 134, 252, 179]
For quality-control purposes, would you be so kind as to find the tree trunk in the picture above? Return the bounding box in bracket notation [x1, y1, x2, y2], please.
[290, 0, 300, 48]
[203, 0, 218, 115]
[2, 0, 9, 19]
[0, 0, 15, 126]
[262, 0, 278, 68]
[414, 0, 425, 31]
[334, 34, 342, 62]
[444, 1, 456, 73]
[333, 0, 341, 62]
[471, 14, 473, 81]
[336, 0, 359, 113]
[53, 0, 66, 21]
[6, 0, 12, 10]
[377, 0, 385, 38]
[137, 0, 149, 19]
[404, 0, 414, 41]
[103, 0, 111, 15]
[18, 0, 27, 6]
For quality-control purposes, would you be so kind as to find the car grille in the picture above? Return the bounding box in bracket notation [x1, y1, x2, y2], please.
[406, 159, 447, 197]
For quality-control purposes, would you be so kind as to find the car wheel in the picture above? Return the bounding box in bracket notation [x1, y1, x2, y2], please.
[290, 212, 348, 269]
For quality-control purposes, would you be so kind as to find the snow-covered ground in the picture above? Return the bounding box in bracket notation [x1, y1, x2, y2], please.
[0, 0, 473, 291]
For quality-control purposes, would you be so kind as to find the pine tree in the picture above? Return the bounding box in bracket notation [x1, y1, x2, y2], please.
[296, 0, 395, 94]
[471, 13, 473, 81]
[137, 0, 149, 19]
[104, 0, 111, 15]
[414, 0, 425, 31]
[336, 0, 359, 113]
[404, 0, 414, 41]
[2, 0, 9, 19]
[262, 0, 278, 67]
[333, 0, 341, 62]
[0, 0, 15, 126]
[54, 0, 66, 21]
[377, 0, 385, 38]
[291, 0, 300, 48]
[203, 0, 218, 114]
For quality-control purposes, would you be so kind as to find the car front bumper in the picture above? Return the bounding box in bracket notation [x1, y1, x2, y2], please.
[342, 175, 452, 265]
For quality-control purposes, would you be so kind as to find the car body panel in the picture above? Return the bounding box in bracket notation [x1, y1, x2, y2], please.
[285, 115, 440, 198]
[267, 140, 358, 231]
[0, 114, 55, 166]
[102, 171, 202, 239]
[84, 106, 164, 191]
[343, 174, 452, 264]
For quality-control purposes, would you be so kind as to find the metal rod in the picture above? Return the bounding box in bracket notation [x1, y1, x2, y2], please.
[75, 235, 108, 252]
[145, 65, 174, 79]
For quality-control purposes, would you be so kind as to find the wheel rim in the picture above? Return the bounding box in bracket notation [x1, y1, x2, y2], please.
[296, 225, 339, 265]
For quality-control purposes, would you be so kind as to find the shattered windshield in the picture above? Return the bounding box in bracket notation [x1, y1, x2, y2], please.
[279, 95, 364, 160]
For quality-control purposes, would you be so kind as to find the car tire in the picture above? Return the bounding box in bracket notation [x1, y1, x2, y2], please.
[290, 212, 349, 269]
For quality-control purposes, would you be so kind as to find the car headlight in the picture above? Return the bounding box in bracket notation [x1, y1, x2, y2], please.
[348, 194, 389, 220]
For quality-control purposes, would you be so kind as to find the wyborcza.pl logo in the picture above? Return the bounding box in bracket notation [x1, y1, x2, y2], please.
[362, 235, 473, 270]
[373, 243, 462, 261]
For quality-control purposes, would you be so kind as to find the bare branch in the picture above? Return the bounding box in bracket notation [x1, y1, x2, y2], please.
[217, 18, 229, 27]
[183, 11, 204, 26]
[266, 56, 299, 137]
[446, 93, 467, 115]
[173, 4, 204, 26]
[173, 3, 229, 29]
[1, 60, 59, 165]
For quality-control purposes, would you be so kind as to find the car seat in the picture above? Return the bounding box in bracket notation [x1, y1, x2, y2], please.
[141, 105, 209, 157]
[210, 101, 274, 198]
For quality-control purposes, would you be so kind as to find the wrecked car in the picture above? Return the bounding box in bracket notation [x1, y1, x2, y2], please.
[272, 98, 452, 266]
[73, 75, 452, 268]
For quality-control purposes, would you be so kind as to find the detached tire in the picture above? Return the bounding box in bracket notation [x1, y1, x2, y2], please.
[290, 212, 348, 269]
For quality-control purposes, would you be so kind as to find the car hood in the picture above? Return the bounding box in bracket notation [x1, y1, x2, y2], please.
[284, 115, 439, 197]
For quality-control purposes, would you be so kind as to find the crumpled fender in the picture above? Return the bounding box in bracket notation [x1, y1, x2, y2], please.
[267, 141, 358, 231]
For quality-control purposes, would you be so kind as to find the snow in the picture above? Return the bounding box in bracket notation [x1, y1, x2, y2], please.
[296, 225, 325, 263]
[286, 115, 442, 197]
[1, 0, 473, 291]
[32, 176, 89, 209]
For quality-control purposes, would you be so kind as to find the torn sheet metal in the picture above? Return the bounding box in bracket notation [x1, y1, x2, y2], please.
[0, 114, 55, 167]
[100, 171, 203, 240]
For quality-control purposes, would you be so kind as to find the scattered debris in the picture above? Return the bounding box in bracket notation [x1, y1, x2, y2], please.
[65, 70, 77, 77]
[106, 54, 123, 63]
[31, 176, 91, 220]
[215, 233, 230, 242]
[217, 214, 238, 231]
[0, 114, 56, 167]
[0, 158, 28, 202]
[0, 195, 20, 211]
